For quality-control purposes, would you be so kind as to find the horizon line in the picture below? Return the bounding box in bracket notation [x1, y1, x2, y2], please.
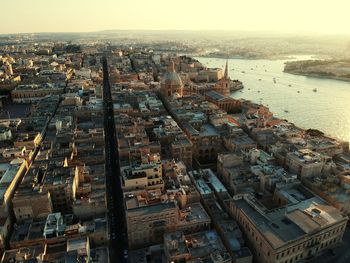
[1, 29, 350, 37]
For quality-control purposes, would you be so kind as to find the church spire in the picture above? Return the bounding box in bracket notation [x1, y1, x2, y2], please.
[224, 58, 229, 79]
[168, 59, 175, 72]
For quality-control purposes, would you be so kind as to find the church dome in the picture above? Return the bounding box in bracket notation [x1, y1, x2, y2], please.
[162, 61, 183, 86]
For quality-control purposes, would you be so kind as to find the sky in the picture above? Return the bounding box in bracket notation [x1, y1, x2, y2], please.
[2, 0, 350, 34]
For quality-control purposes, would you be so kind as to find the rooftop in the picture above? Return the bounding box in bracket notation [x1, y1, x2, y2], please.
[126, 201, 177, 217]
[205, 90, 229, 101]
[234, 186, 348, 249]
[190, 169, 228, 198]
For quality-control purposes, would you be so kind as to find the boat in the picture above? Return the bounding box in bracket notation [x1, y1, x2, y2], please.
[257, 90, 260, 93]
[250, 68, 254, 70]
[313, 88, 317, 92]
[288, 84, 292, 87]
[241, 71, 245, 73]
[258, 79, 262, 81]
[284, 110, 289, 113]
[297, 91, 300, 93]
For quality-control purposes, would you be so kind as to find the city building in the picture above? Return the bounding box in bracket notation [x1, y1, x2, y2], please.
[160, 61, 184, 98]
[121, 154, 164, 191]
[230, 185, 348, 263]
[164, 230, 232, 263]
[126, 201, 179, 249]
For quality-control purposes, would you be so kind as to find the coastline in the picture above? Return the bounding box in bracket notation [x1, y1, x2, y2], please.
[197, 56, 350, 143]
[283, 70, 350, 82]
[197, 54, 295, 61]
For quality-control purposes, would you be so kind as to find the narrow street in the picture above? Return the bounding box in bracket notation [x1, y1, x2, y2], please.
[102, 56, 128, 263]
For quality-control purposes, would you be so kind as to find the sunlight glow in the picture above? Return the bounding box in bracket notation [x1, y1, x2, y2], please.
[2, 0, 350, 34]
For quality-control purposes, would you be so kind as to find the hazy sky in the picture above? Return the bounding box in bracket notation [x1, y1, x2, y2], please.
[2, 0, 350, 34]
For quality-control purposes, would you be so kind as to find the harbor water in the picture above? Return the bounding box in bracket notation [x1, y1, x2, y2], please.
[196, 56, 350, 143]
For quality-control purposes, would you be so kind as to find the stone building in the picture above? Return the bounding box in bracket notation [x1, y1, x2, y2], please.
[126, 202, 178, 249]
[230, 185, 348, 263]
[160, 61, 184, 98]
[213, 59, 231, 96]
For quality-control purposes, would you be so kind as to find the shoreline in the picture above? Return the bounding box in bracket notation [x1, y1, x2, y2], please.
[230, 94, 349, 145]
[196, 54, 296, 61]
[198, 55, 350, 144]
[283, 70, 350, 83]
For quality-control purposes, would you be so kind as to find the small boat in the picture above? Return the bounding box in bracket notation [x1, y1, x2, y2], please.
[288, 84, 292, 87]
[241, 71, 245, 73]
[258, 79, 262, 81]
[297, 91, 300, 93]
[248, 88, 250, 90]
[313, 88, 317, 92]
[250, 68, 254, 70]
[257, 90, 260, 93]
[284, 110, 289, 113]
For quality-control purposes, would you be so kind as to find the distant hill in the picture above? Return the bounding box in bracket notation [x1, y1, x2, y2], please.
[284, 59, 350, 81]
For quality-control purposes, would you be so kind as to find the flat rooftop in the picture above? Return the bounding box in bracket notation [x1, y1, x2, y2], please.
[234, 186, 348, 249]
[186, 230, 231, 261]
[178, 202, 210, 226]
[190, 169, 228, 197]
[126, 201, 176, 217]
[199, 124, 220, 137]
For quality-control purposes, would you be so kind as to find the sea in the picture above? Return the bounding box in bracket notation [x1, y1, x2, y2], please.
[196, 56, 350, 143]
